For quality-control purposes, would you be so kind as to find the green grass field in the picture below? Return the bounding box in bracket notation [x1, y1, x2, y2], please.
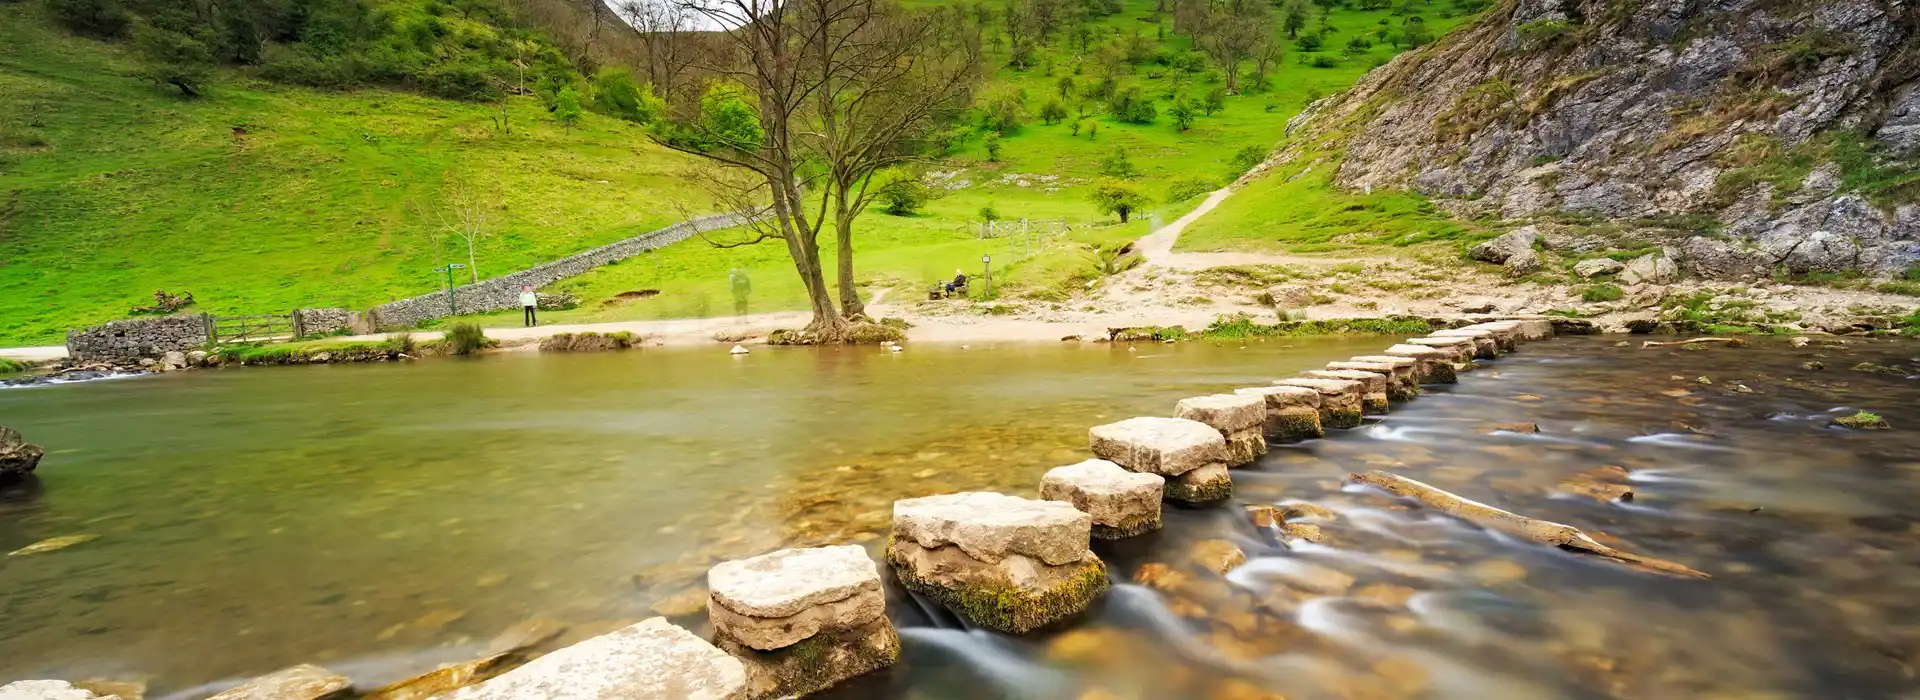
[1, 0, 1484, 344]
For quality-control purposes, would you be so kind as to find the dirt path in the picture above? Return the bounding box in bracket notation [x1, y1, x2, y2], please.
[1134, 188, 1394, 270]
[0, 347, 67, 362]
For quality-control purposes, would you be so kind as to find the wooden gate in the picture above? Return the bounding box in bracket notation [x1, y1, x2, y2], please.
[205, 312, 299, 344]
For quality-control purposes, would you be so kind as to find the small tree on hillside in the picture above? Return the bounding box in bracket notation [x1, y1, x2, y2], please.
[134, 25, 215, 96]
[1170, 98, 1197, 131]
[1203, 87, 1227, 115]
[433, 176, 489, 284]
[1100, 146, 1137, 177]
[1091, 180, 1146, 223]
[554, 87, 583, 134]
[1039, 99, 1070, 125]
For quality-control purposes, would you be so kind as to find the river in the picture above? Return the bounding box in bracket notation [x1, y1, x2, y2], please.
[3, 336, 1918, 698]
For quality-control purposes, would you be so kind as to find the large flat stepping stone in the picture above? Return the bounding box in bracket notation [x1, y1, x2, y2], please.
[708, 546, 886, 651]
[1174, 394, 1266, 466]
[1274, 378, 1365, 429]
[1380, 345, 1460, 383]
[1326, 360, 1418, 401]
[454, 618, 746, 700]
[892, 492, 1090, 566]
[1463, 321, 1524, 349]
[1302, 369, 1390, 413]
[1088, 417, 1224, 477]
[1401, 337, 1477, 364]
[1233, 387, 1323, 442]
[208, 666, 351, 700]
[1041, 459, 1164, 539]
[1429, 328, 1500, 357]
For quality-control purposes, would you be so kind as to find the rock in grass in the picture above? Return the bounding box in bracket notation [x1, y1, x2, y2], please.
[1040, 460, 1164, 539]
[1832, 411, 1890, 430]
[706, 546, 896, 699]
[1469, 227, 1538, 265]
[0, 426, 45, 483]
[452, 619, 745, 700]
[207, 665, 351, 700]
[886, 492, 1107, 634]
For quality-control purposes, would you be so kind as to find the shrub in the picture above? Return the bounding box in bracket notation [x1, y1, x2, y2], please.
[1086, 242, 1143, 275]
[386, 331, 418, 355]
[1581, 284, 1624, 302]
[979, 203, 1001, 222]
[981, 90, 1026, 134]
[878, 172, 931, 216]
[1203, 87, 1226, 116]
[46, 0, 129, 37]
[593, 68, 665, 124]
[1165, 177, 1216, 203]
[446, 323, 488, 355]
[1100, 147, 1138, 178]
[134, 25, 216, 96]
[1039, 99, 1070, 125]
[1309, 54, 1341, 68]
[1106, 86, 1157, 124]
[1170, 98, 1197, 131]
[985, 134, 1003, 161]
[1231, 144, 1269, 174]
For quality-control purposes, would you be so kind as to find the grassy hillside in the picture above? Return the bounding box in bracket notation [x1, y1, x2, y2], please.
[484, 0, 1487, 328]
[0, 1, 708, 345]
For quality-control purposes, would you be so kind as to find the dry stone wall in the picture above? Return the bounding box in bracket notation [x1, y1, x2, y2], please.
[369, 213, 746, 330]
[66, 315, 208, 362]
[295, 308, 351, 336]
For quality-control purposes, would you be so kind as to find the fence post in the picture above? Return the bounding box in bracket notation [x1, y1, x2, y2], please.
[291, 309, 305, 339]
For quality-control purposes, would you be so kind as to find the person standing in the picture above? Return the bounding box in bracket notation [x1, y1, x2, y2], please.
[519, 285, 539, 327]
[729, 268, 751, 317]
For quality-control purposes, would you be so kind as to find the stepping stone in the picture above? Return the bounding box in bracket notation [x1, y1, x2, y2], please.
[1090, 418, 1236, 506]
[208, 666, 351, 700]
[1302, 369, 1391, 414]
[1507, 319, 1555, 340]
[1326, 360, 1419, 402]
[1041, 459, 1164, 539]
[1379, 345, 1460, 384]
[886, 492, 1108, 634]
[707, 546, 897, 699]
[1174, 394, 1267, 466]
[1429, 329, 1500, 358]
[1233, 386, 1324, 442]
[453, 619, 746, 700]
[1273, 378, 1365, 429]
[1167, 463, 1232, 503]
[1462, 321, 1524, 350]
[1401, 337, 1478, 366]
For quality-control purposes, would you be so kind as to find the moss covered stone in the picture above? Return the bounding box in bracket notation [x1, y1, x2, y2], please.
[1361, 394, 1390, 415]
[1091, 510, 1162, 540]
[1322, 406, 1364, 430]
[1271, 408, 1324, 443]
[886, 539, 1109, 634]
[1832, 411, 1891, 430]
[715, 618, 899, 700]
[1422, 363, 1459, 384]
[1164, 463, 1231, 503]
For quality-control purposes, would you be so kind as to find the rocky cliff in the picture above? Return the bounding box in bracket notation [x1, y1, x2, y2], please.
[1270, 0, 1920, 278]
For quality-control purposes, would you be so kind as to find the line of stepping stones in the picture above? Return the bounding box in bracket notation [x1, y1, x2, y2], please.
[0, 320, 1555, 700]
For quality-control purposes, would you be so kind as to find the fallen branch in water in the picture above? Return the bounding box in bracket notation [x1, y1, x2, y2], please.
[1348, 471, 1709, 579]
[1640, 337, 1747, 348]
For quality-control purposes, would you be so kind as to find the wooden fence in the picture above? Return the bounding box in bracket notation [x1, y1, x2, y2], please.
[204, 312, 299, 344]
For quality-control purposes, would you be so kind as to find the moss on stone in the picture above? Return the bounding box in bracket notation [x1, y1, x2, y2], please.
[1272, 410, 1324, 442]
[1362, 395, 1390, 414]
[1321, 406, 1364, 430]
[886, 543, 1109, 634]
[1421, 363, 1459, 384]
[717, 619, 899, 700]
[1164, 472, 1232, 503]
[1092, 511, 1162, 540]
[1387, 385, 1420, 402]
[1832, 411, 1890, 430]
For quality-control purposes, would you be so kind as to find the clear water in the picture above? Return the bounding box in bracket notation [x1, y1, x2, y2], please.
[3, 337, 1919, 699]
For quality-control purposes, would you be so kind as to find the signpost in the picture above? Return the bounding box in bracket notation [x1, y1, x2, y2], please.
[434, 263, 468, 316]
[981, 255, 992, 297]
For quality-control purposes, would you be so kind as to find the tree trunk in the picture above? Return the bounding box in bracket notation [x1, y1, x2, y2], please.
[833, 195, 864, 318]
[467, 243, 479, 283]
[770, 169, 848, 340]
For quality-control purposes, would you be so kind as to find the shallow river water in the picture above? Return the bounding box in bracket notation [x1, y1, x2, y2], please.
[4, 336, 1920, 699]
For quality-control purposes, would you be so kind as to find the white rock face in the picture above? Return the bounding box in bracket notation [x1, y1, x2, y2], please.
[1088, 417, 1225, 477]
[1040, 459, 1163, 538]
[708, 546, 879, 619]
[1621, 252, 1679, 285]
[0, 681, 114, 700]
[892, 492, 1091, 566]
[1573, 258, 1625, 277]
[454, 618, 746, 700]
[1174, 394, 1265, 432]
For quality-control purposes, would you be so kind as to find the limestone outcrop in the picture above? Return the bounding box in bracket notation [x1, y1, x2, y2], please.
[1089, 417, 1233, 502]
[0, 427, 45, 483]
[1173, 394, 1267, 466]
[452, 619, 746, 700]
[886, 492, 1108, 633]
[707, 547, 898, 699]
[1040, 459, 1165, 538]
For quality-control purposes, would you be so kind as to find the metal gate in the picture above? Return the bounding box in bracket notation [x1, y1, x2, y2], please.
[205, 312, 299, 344]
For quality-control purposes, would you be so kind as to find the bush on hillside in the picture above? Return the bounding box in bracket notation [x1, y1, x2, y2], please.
[45, 0, 129, 37]
[593, 69, 665, 125]
[1090, 180, 1146, 223]
[1165, 177, 1215, 203]
[1106, 86, 1157, 124]
[134, 24, 216, 96]
[1039, 99, 1069, 125]
[1100, 147, 1137, 178]
[878, 171, 932, 216]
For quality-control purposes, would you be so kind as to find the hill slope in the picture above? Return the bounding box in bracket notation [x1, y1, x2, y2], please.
[0, 2, 707, 346]
[1203, 0, 1919, 278]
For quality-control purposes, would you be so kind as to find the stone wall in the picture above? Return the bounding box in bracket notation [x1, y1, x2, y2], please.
[296, 308, 351, 336]
[369, 213, 746, 330]
[66, 315, 209, 361]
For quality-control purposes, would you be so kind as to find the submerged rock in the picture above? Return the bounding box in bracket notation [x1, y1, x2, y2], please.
[886, 492, 1107, 634]
[1832, 412, 1891, 430]
[451, 618, 745, 700]
[1187, 539, 1247, 574]
[207, 665, 351, 700]
[0, 426, 46, 483]
[8, 535, 99, 557]
[1040, 459, 1164, 539]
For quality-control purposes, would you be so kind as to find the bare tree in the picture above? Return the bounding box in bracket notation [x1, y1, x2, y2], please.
[435, 176, 489, 284]
[652, 0, 981, 338]
[1186, 0, 1271, 94]
[619, 0, 698, 99]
